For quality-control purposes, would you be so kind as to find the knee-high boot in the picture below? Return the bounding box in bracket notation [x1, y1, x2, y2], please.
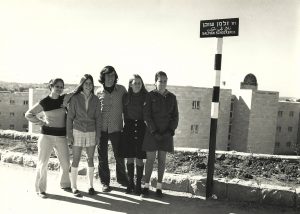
[126, 163, 135, 193]
[135, 164, 144, 195]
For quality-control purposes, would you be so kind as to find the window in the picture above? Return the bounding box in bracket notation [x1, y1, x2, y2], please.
[288, 127, 293, 132]
[286, 142, 291, 148]
[23, 100, 28, 105]
[10, 100, 15, 105]
[276, 126, 281, 132]
[9, 124, 14, 129]
[191, 124, 199, 134]
[10, 112, 14, 116]
[275, 142, 280, 148]
[289, 111, 294, 117]
[278, 111, 283, 117]
[192, 101, 200, 110]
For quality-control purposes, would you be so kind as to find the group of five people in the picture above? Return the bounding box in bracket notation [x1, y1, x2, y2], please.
[25, 66, 179, 199]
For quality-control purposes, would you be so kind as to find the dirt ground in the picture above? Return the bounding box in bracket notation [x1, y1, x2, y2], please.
[1, 138, 300, 188]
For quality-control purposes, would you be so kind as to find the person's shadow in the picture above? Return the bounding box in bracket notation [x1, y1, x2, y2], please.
[46, 187, 204, 214]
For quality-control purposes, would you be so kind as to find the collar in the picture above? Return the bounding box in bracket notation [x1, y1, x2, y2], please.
[102, 84, 120, 92]
[80, 91, 92, 99]
[153, 89, 169, 96]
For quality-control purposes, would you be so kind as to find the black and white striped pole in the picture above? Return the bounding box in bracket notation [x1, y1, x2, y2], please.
[200, 18, 239, 199]
[206, 36, 222, 198]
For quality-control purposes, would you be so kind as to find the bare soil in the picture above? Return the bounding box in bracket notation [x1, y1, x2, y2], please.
[1, 138, 300, 188]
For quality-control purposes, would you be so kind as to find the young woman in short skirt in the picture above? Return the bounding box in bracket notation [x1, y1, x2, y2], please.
[66, 74, 101, 197]
[119, 74, 148, 194]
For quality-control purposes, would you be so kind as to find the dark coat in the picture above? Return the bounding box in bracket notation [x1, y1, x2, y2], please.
[142, 89, 179, 152]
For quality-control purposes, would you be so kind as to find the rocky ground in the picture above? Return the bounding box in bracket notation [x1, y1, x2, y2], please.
[166, 152, 300, 187]
[1, 138, 300, 188]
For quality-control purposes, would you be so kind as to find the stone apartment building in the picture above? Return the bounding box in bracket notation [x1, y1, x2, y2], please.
[2, 73, 299, 155]
[0, 91, 29, 131]
[275, 101, 300, 155]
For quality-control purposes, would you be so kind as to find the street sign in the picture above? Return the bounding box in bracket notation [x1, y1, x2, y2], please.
[200, 18, 239, 38]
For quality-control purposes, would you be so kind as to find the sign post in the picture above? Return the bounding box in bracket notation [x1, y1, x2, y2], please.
[200, 18, 239, 199]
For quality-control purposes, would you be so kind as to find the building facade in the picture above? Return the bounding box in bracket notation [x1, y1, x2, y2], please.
[275, 101, 300, 155]
[0, 91, 29, 131]
[2, 73, 299, 155]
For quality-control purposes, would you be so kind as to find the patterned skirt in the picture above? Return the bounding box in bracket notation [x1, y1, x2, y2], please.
[73, 129, 96, 147]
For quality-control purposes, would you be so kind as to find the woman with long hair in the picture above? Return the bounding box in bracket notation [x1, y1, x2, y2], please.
[66, 74, 101, 197]
[120, 74, 148, 195]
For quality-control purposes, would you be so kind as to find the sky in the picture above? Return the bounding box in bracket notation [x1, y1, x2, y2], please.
[0, 0, 299, 97]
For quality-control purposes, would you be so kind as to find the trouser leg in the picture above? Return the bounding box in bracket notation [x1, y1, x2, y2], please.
[53, 136, 71, 189]
[71, 167, 78, 190]
[35, 135, 53, 193]
[97, 132, 110, 185]
[110, 132, 128, 185]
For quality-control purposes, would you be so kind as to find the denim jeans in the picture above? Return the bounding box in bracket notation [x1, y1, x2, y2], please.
[97, 131, 128, 186]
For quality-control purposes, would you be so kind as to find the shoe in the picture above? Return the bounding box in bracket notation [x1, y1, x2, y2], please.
[37, 192, 48, 199]
[141, 187, 149, 197]
[117, 180, 128, 187]
[126, 186, 133, 194]
[156, 189, 163, 198]
[88, 187, 95, 195]
[134, 186, 142, 195]
[72, 189, 82, 197]
[61, 187, 72, 192]
[102, 184, 111, 192]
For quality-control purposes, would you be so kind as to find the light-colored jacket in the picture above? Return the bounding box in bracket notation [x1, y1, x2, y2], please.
[66, 93, 101, 139]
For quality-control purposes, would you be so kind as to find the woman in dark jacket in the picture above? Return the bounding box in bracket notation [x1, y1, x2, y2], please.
[120, 74, 148, 195]
[142, 71, 179, 198]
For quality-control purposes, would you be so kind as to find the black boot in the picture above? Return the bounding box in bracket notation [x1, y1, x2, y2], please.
[135, 164, 144, 195]
[126, 163, 135, 193]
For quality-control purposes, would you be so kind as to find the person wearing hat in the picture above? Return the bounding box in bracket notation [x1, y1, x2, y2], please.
[97, 65, 129, 192]
[66, 74, 101, 197]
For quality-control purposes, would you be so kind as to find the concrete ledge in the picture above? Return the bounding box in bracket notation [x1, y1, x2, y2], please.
[149, 172, 190, 193]
[212, 178, 227, 200]
[261, 184, 296, 207]
[189, 175, 206, 197]
[227, 178, 261, 203]
[0, 149, 299, 209]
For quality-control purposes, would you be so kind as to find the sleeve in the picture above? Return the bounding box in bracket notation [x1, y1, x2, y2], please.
[143, 93, 157, 135]
[25, 102, 45, 125]
[168, 95, 179, 135]
[95, 97, 102, 139]
[62, 92, 75, 108]
[66, 96, 76, 139]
